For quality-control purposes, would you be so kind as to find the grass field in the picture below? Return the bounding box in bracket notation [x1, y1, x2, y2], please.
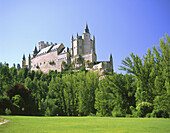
[0, 116, 170, 133]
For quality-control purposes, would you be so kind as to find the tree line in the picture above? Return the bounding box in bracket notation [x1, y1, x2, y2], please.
[0, 34, 169, 118]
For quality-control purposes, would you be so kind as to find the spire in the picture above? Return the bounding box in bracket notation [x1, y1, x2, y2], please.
[34, 46, 38, 53]
[72, 35, 74, 40]
[28, 54, 31, 71]
[110, 54, 113, 62]
[77, 33, 79, 39]
[93, 35, 95, 40]
[33, 46, 38, 56]
[110, 54, 114, 73]
[23, 54, 26, 60]
[84, 23, 90, 33]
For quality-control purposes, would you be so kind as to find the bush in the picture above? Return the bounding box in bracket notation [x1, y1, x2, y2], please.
[136, 102, 153, 117]
[0, 97, 13, 115]
[153, 95, 170, 118]
[126, 114, 134, 118]
[5, 108, 11, 115]
[45, 107, 51, 116]
[88, 113, 96, 116]
[151, 109, 169, 118]
[96, 112, 102, 117]
[130, 106, 138, 117]
[146, 113, 151, 118]
[112, 109, 126, 117]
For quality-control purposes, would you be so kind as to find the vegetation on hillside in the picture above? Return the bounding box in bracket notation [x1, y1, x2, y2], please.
[0, 34, 169, 118]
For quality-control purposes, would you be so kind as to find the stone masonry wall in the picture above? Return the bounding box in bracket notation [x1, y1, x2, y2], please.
[31, 50, 67, 73]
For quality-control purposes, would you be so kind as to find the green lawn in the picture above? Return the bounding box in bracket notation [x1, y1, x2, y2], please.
[0, 116, 170, 133]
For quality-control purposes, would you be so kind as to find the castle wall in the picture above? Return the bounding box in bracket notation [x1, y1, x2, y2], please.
[78, 39, 83, 55]
[31, 50, 68, 73]
[83, 39, 93, 54]
[92, 61, 113, 74]
[82, 52, 93, 62]
[72, 35, 94, 58]
[38, 41, 51, 51]
[73, 40, 78, 56]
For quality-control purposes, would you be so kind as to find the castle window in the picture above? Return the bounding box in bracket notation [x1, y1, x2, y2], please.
[40, 63, 42, 65]
[44, 62, 45, 64]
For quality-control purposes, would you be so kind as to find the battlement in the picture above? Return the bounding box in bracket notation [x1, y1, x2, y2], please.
[38, 41, 57, 51]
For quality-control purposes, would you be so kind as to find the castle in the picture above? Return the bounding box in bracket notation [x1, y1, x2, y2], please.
[22, 24, 113, 74]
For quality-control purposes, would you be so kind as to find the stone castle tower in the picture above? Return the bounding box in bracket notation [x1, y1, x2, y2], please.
[22, 54, 26, 68]
[71, 24, 97, 64]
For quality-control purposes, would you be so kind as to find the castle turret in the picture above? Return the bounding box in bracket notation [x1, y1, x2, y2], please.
[93, 35, 95, 53]
[110, 54, 114, 73]
[71, 35, 74, 56]
[82, 24, 90, 40]
[17, 64, 21, 71]
[38, 41, 50, 51]
[71, 24, 97, 63]
[84, 23, 90, 33]
[22, 54, 26, 68]
[76, 33, 79, 55]
[32, 46, 38, 58]
[28, 54, 31, 71]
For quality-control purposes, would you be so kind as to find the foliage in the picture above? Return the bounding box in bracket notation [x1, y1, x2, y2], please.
[0, 97, 13, 115]
[0, 34, 169, 118]
[136, 102, 153, 117]
[95, 73, 136, 117]
[5, 108, 12, 115]
[151, 109, 169, 118]
[120, 34, 170, 117]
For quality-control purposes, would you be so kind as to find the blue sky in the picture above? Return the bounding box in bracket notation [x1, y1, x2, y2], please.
[0, 0, 170, 73]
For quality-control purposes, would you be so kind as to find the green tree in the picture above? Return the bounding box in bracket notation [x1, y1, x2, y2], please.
[62, 74, 78, 116]
[120, 34, 170, 117]
[0, 64, 12, 96]
[95, 73, 136, 117]
[48, 77, 66, 115]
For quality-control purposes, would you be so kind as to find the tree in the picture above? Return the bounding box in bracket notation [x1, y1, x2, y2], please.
[47, 77, 66, 115]
[17, 67, 29, 83]
[95, 73, 136, 117]
[62, 74, 78, 116]
[120, 34, 170, 117]
[7, 83, 37, 115]
[12, 95, 25, 111]
[0, 64, 12, 96]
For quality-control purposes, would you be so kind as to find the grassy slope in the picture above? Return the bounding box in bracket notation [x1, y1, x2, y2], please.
[0, 116, 170, 133]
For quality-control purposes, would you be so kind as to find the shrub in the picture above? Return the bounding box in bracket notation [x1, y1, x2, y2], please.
[88, 113, 96, 116]
[130, 106, 138, 117]
[146, 113, 151, 118]
[112, 111, 122, 117]
[136, 102, 153, 117]
[151, 109, 169, 118]
[153, 95, 170, 117]
[5, 108, 11, 115]
[45, 107, 51, 116]
[126, 114, 134, 118]
[96, 112, 102, 117]
[0, 97, 13, 115]
[112, 108, 126, 117]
